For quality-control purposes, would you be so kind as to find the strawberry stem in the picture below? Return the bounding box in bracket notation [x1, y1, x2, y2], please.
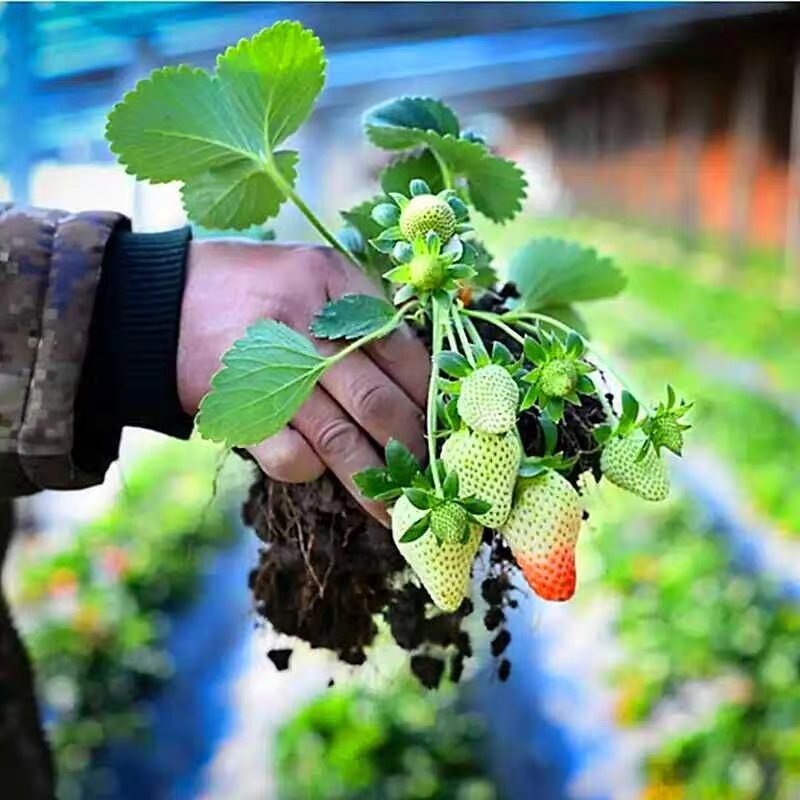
[461, 314, 490, 359]
[452, 307, 477, 367]
[495, 309, 653, 413]
[461, 308, 524, 345]
[265, 154, 361, 269]
[427, 299, 445, 495]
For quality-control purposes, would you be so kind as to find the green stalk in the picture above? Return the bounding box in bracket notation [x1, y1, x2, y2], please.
[431, 147, 454, 190]
[461, 314, 490, 358]
[502, 310, 649, 408]
[452, 307, 476, 367]
[427, 300, 445, 495]
[461, 308, 525, 346]
[265, 156, 361, 269]
[324, 301, 418, 369]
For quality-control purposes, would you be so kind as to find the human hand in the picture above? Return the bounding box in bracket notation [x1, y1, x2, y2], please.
[177, 239, 430, 524]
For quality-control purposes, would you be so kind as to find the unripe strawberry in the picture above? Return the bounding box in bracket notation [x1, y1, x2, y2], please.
[399, 194, 456, 242]
[539, 358, 577, 398]
[391, 495, 481, 612]
[457, 364, 519, 435]
[430, 501, 469, 543]
[646, 415, 684, 456]
[441, 429, 521, 529]
[499, 471, 582, 601]
[408, 253, 446, 291]
[600, 431, 670, 501]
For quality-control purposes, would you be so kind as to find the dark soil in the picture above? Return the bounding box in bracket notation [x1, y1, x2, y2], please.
[245, 285, 609, 686]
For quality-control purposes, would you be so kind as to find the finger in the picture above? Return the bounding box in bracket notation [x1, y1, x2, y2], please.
[292, 387, 391, 525]
[248, 427, 325, 484]
[319, 348, 426, 462]
[324, 252, 430, 408]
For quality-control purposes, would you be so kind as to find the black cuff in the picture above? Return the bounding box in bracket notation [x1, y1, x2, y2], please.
[74, 227, 194, 472]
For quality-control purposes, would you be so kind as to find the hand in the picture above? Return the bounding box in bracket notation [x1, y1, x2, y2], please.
[177, 239, 430, 524]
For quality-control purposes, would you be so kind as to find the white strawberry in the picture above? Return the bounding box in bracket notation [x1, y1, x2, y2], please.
[441, 429, 521, 528]
[391, 495, 481, 612]
[457, 364, 519, 435]
[499, 471, 582, 602]
[601, 430, 670, 501]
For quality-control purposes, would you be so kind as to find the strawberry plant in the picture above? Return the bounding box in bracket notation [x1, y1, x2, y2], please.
[106, 20, 692, 682]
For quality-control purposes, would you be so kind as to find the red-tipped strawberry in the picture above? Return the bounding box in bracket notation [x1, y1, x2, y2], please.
[391, 495, 481, 612]
[499, 471, 582, 601]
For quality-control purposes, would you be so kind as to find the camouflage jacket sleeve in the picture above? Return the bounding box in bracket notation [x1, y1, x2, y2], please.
[0, 204, 130, 497]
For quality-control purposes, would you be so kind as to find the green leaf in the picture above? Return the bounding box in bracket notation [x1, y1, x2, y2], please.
[510, 238, 627, 310]
[182, 151, 298, 230]
[399, 514, 431, 543]
[364, 99, 525, 222]
[353, 468, 398, 500]
[438, 351, 471, 378]
[539, 417, 558, 456]
[380, 151, 445, 196]
[536, 305, 590, 338]
[310, 294, 397, 340]
[461, 496, 491, 515]
[106, 21, 325, 229]
[385, 439, 421, 486]
[425, 134, 526, 222]
[621, 391, 640, 427]
[443, 470, 460, 499]
[107, 66, 250, 183]
[216, 21, 325, 149]
[404, 488, 434, 510]
[197, 319, 325, 446]
[364, 96, 460, 149]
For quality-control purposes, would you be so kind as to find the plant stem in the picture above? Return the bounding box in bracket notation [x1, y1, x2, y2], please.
[461, 308, 525, 345]
[324, 301, 418, 369]
[427, 300, 445, 494]
[431, 147, 454, 190]
[444, 308, 460, 354]
[451, 307, 477, 367]
[265, 157, 361, 269]
[462, 314, 490, 358]
[502, 310, 649, 407]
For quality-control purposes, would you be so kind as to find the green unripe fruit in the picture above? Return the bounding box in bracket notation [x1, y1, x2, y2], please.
[647, 415, 684, 455]
[430, 502, 469, 543]
[399, 194, 456, 243]
[408, 253, 446, 291]
[457, 364, 519, 435]
[540, 359, 578, 398]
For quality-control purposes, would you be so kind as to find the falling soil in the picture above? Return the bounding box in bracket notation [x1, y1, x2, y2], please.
[245, 286, 608, 687]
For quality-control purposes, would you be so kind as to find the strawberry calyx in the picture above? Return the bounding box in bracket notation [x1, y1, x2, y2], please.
[641, 385, 692, 456]
[520, 329, 595, 422]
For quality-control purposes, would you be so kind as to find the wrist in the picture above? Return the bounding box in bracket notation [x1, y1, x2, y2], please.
[75, 226, 194, 462]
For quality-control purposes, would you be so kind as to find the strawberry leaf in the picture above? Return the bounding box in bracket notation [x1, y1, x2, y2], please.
[380, 151, 445, 195]
[364, 99, 525, 223]
[106, 21, 325, 229]
[399, 514, 431, 543]
[196, 320, 325, 446]
[364, 96, 460, 149]
[385, 439, 421, 486]
[310, 294, 397, 340]
[510, 238, 627, 310]
[353, 468, 400, 501]
[425, 133, 526, 222]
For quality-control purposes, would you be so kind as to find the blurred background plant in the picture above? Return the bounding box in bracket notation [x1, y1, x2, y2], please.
[12, 440, 239, 799]
[276, 680, 496, 800]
